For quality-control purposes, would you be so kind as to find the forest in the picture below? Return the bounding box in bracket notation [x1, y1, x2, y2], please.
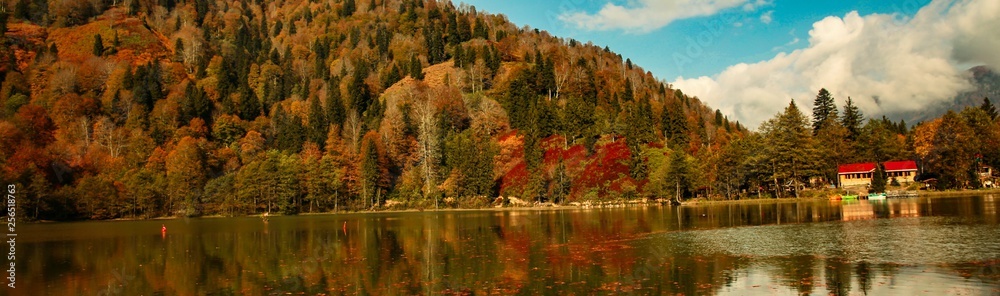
[0, 0, 998, 221]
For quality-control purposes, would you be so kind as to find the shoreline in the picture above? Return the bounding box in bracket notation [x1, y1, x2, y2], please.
[31, 189, 1000, 223]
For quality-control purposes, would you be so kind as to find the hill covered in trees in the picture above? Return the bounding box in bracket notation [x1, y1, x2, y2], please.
[0, 0, 748, 220]
[3, 1, 997, 222]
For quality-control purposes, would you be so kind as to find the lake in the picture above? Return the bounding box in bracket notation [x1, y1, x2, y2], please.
[15, 195, 1000, 295]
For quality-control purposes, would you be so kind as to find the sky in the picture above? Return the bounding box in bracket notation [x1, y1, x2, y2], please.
[459, 0, 1000, 128]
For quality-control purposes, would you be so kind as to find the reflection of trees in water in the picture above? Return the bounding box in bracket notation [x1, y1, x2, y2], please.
[20, 195, 1000, 294]
[825, 258, 853, 296]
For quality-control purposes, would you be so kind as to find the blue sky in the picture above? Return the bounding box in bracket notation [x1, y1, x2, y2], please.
[456, 0, 1000, 128]
[460, 0, 931, 79]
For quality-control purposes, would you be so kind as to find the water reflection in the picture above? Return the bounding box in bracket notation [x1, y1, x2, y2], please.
[16, 195, 1000, 295]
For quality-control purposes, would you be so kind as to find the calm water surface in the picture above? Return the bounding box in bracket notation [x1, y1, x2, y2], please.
[16, 195, 1000, 295]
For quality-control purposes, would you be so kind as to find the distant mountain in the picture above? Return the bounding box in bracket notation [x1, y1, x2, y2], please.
[892, 66, 999, 124]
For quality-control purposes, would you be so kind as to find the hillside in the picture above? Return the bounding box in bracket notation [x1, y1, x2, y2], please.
[0, 0, 746, 220]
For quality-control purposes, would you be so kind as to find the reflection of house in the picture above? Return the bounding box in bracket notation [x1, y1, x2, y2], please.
[838, 160, 918, 187]
[842, 202, 875, 221]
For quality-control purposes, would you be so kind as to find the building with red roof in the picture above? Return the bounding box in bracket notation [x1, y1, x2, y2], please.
[838, 160, 918, 187]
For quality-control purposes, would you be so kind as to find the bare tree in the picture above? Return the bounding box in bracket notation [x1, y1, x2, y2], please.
[94, 116, 128, 158]
[344, 109, 362, 152]
[414, 95, 439, 204]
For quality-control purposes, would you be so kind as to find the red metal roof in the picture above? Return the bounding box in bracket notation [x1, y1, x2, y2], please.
[838, 161, 918, 174]
[838, 163, 875, 174]
[884, 160, 918, 172]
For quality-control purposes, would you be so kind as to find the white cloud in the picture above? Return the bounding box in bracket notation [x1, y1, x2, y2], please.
[760, 10, 774, 24]
[672, 0, 1000, 129]
[559, 0, 762, 33]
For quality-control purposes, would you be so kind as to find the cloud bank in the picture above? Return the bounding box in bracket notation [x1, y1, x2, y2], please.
[672, 0, 1000, 129]
[559, 0, 769, 33]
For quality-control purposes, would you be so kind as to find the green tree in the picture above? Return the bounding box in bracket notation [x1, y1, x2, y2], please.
[665, 149, 692, 202]
[273, 105, 305, 152]
[857, 118, 906, 163]
[812, 88, 837, 134]
[174, 38, 184, 62]
[179, 83, 212, 125]
[871, 163, 887, 193]
[238, 86, 261, 120]
[443, 130, 496, 198]
[341, 0, 356, 16]
[761, 100, 817, 198]
[359, 133, 385, 209]
[326, 79, 346, 126]
[409, 54, 424, 80]
[662, 101, 689, 148]
[165, 137, 206, 216]
[93, 34, 104, 56]
[981, 97, 998, 121]
[927, 111, 975, 189]
[815, 119, 850, 187]
[307, 95, 328, 146]
[841, 97, 864, 141]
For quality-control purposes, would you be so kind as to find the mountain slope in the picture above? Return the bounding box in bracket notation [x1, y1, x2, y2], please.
[0, 0, 745, 220]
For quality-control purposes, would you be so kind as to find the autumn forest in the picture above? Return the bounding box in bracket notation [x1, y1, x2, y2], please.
[1, 0, 998, 221]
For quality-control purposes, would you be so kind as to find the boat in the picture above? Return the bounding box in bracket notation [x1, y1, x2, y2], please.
[867, 193, 886, 200]
[840, 194, 859, 200]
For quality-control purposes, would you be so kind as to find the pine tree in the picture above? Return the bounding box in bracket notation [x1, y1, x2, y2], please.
[473, 17, 488, 40]
[308, 95, 328, 146]
[662, 101, 689, 148]
[238, 86, 261, 120]
[0, 13, 7, 38]
[326, 80, 346, 126]
[812, 88, 837, 134]
[93, 34, 105, 56]
[841, 97, 864, 141]
[409, 55, 424, 80]
[666, 150, 691, 202]
[360, 133, 381, 208]
[342, 0, 356, 17]
[981, 97, 998, 120]
[871, 163, 887, 193]
[762, 100, 817, 198]
[180, 83, 212, 125]
[273, 105, 305, 152]
[174, 38, 185, 62]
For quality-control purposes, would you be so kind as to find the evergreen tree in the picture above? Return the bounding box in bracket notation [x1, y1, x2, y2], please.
[180, 83, 212, 125]
[381, 63, 402, 89]
[812, 88, 837, 134]
[841, 97, 864, 141]
[342, 0, 356, 17]
[174, 38, 184, 62]
[981, 97, 998, 120]
[238, 86, 261, 120]
[871, 163, 887, 193]
[326, 80, 346, 126]
[0, 12, 7, 38]
[409, 55, 424, 80]
[273, 105, 305, 152]
[93, 34, 104, 56]
[473, 17, 488, 40]
[662, 101, 689, 148]
[348, 61, 372, 114]
[360, 134, 381, 208]
[762, 100, 817, 198]
[665, 150, 691, 202]
[308, 95, 328, 146]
